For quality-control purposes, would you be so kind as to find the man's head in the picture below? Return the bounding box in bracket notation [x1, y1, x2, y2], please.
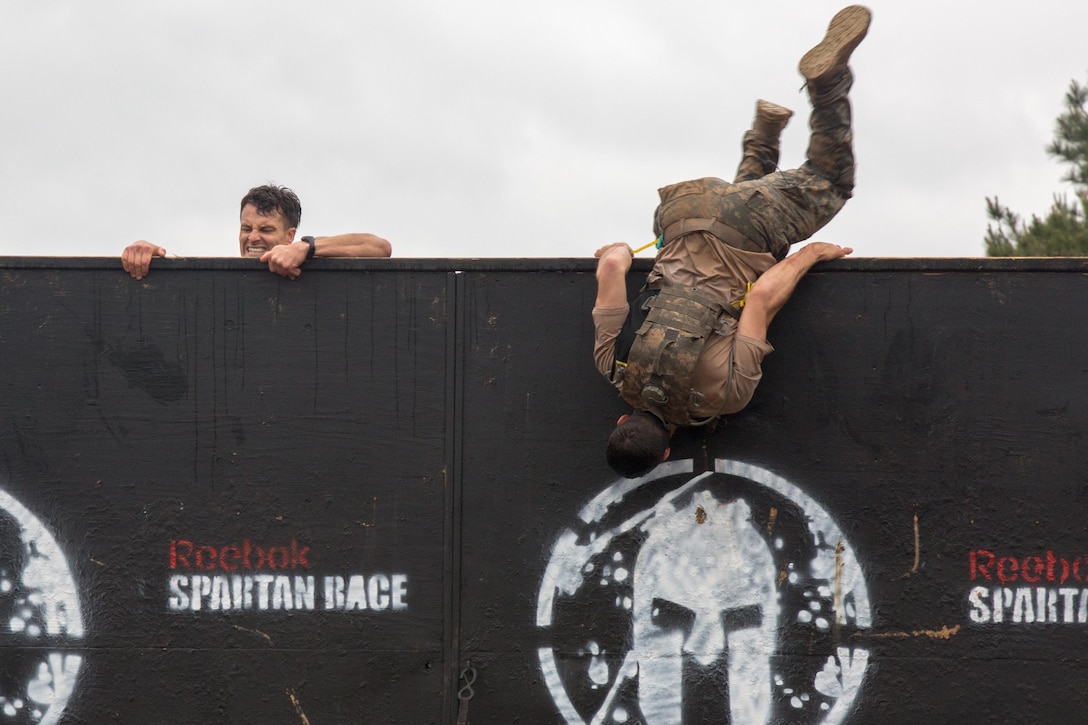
[606, 410, 671, 478]
[237, 185, 302, 258]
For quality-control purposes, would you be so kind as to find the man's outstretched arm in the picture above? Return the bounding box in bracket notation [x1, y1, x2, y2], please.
[310, 233, 392, 259]
[261, 233, 392, 279]
[737, 242, 852, 342]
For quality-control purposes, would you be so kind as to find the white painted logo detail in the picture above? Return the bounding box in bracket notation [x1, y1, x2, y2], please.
[0, 488, 84, 724]
[537, 460, 870, 724]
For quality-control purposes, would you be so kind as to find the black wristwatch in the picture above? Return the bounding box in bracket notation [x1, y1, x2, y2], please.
[301, 236, 316, 260]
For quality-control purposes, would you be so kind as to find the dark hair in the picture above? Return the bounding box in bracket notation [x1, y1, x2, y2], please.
[239, 184, 302, 229]
[606, 411, 670, 478]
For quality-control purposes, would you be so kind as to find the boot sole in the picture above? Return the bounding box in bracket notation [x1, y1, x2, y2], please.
[799, 5, 871, 83]
[756, 99, 794, 123]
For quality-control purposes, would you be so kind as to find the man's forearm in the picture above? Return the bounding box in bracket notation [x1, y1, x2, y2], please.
[593, 243, 634, 309]
[750, 246, 821, 314]
[314, 233, 392, 258]
[737, 242, 852, 341]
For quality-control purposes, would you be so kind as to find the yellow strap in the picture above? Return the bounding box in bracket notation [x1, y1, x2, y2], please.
[737, 281, 753, 308]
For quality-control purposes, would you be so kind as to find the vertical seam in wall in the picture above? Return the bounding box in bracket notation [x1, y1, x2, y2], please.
[442, 270, 466, 725]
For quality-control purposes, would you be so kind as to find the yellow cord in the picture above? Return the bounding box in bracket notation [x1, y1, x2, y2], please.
[737, 281, 753, 308]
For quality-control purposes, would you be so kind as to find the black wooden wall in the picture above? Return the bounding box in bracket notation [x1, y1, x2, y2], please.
[0, 257, 1086, 724]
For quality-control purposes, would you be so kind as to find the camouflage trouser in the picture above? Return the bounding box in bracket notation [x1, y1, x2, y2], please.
[730, 70, 855, 258]
[653, 70, 855, 260]
[735, 130, 783, 183]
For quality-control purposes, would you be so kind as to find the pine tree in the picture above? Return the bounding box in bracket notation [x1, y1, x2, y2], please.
[985, 75, 1088, 256]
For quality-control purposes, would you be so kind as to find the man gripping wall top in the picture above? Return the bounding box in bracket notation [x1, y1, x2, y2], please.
[592, 6, 870, 478]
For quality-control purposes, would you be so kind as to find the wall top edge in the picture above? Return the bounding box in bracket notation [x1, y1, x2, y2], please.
[3, 256, 1088, 274]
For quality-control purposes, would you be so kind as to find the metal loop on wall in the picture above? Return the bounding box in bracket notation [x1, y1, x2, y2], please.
[456, 660, 477, 725]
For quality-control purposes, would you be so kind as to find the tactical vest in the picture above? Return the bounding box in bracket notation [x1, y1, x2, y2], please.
[610, 284, 739, 426]
[653, 177, 789, 260]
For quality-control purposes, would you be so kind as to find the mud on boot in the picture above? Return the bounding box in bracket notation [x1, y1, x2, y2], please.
[799, 5, 871, 87]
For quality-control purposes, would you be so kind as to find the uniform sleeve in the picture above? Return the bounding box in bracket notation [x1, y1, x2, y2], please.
[592, 305, 629, 380]
[716, 332, 775, 415]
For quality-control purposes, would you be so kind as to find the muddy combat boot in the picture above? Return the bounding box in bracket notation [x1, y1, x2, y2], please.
[799, 5, 871, 87]
[753, 99, 794, 138]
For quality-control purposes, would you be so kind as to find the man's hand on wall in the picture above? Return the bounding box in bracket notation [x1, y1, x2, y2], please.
[802, 241, 853, 263]
[121, 240, 167, 280]
[594, 242, 634, 264]
[260, 242, 309, 280]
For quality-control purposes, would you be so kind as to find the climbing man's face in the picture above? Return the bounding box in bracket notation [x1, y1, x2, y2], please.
[238, 204, 296, 258]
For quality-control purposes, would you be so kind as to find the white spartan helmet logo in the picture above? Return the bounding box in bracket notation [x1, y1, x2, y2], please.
[536, 461, 871, 725]
[633, 492, 777, 724]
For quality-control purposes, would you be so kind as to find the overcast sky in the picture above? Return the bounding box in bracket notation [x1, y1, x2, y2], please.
[2, 1, 1086, 261]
